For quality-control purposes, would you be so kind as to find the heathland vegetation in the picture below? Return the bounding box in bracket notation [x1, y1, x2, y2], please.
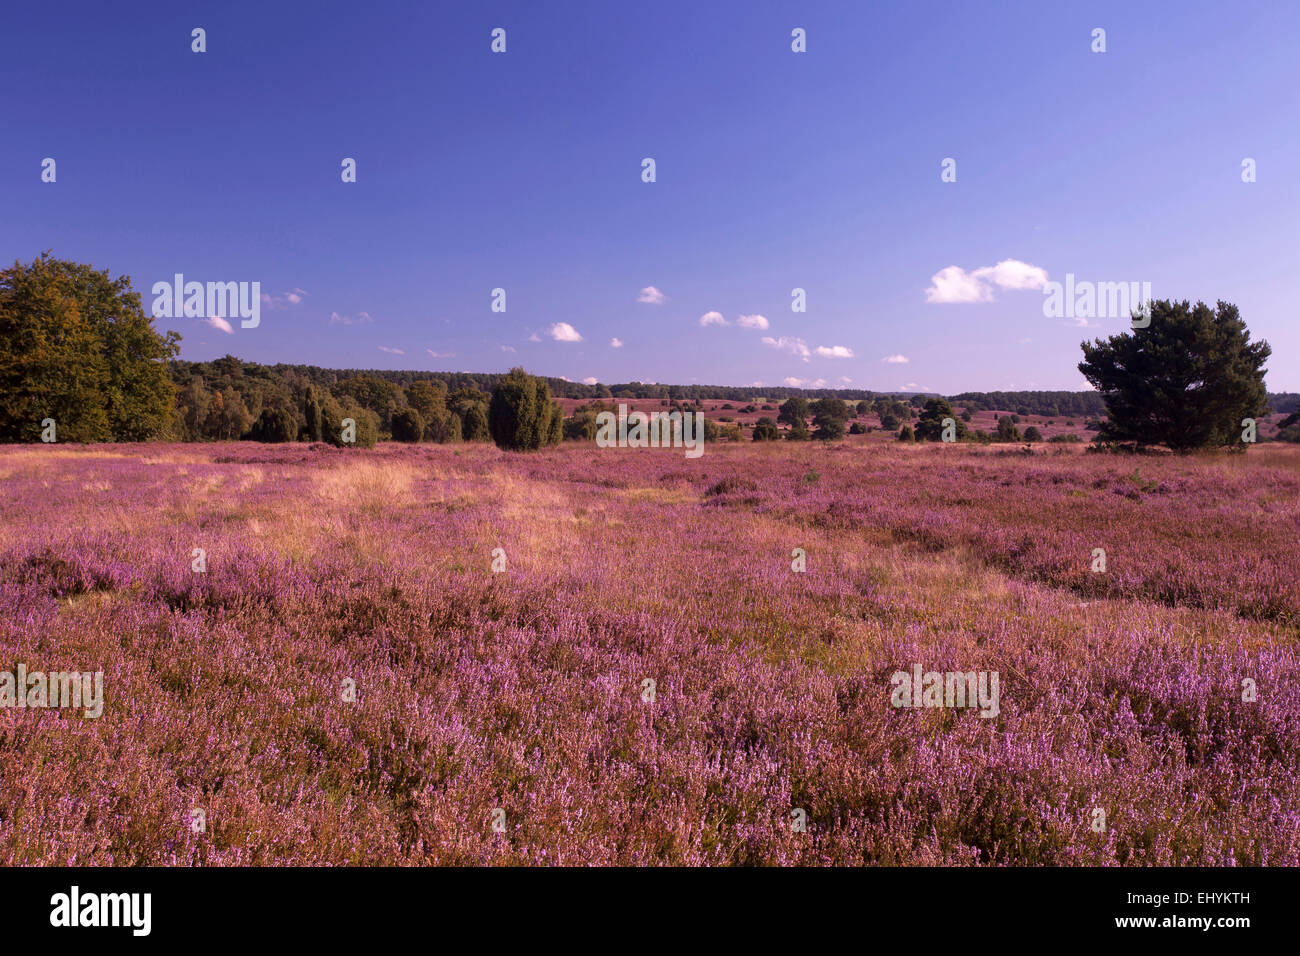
[3, 439, 1297, 863]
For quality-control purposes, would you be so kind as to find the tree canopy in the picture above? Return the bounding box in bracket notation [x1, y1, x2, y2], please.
[0, 253, 179, 441]
[1078, 300, 1269, 450]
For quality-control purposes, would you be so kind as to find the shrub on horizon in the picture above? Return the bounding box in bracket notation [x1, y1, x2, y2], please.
[391, 408, 424, 443]
[488, 367, 562, 451]
[249, 405, 299, 443]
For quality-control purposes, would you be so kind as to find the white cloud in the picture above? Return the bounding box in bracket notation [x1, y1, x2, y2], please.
[736, 313, 769, 330]
[815, 345, 854, 358]
[839, 376, 852, 383]
[426, 348, 454, 358]
[762, 336, 811, 361]
[500, 345, 517, 353]
[205, 315, 234, 335]
[782, 376, 826, 388]
[980, 259, 1049, 291]
[924, 258, 1049, 303]
[783, 377, 805, 387]
[699, 311, 727, 327]
[638, 286, 666, 305]
[609, 337, 624, 348]
[582, 376, 599, 385]
[901, 382, 931, 391]
[377, 346, 405, 355]
[527, 332, 541, 342]
[261, 288, 307, 310]
[882, 354, 910, 364]
[329, 310, 373, 325]
[549, 322, 583, 342]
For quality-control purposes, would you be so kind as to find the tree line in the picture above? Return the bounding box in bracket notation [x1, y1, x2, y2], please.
[0, 256, 1286, 451]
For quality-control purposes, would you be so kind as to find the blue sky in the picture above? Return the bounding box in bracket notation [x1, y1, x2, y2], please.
[4, 0, 1299, 392]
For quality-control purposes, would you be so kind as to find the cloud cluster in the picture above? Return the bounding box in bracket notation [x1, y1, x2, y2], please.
[924, 259, 1048, 303]
[261, 288, 307, 310]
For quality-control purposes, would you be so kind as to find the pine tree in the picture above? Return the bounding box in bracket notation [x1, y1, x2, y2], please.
[1078, 300, 1270, 450]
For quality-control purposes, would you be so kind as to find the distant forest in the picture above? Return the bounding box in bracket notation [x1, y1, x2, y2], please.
[166, 356, 1299, 443]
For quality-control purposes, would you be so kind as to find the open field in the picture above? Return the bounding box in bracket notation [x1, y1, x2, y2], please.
[1, 441, 1298, 865]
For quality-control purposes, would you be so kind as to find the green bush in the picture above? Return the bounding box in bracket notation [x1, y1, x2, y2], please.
[249, 405, 299, 443]
[488, 367, 561, 450]
[391, 407, 424, 443]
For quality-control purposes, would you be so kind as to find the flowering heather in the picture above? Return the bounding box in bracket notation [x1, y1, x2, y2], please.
[0, 442, 1297, 865]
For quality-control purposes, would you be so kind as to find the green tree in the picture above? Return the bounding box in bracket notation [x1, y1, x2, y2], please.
[995, 416, 1021, 442]
[811, 397, 847, 440]
[0, 254, 179, 442]
[547, 403, 564, 444]
[1078, 300, 1270, 450]
[488, 368, 558, 450]
[405, 380, 447, 421]
[178, 375, 213, 441]
[301, 385, 326, 442]
[425, 407, 462, 443]
[1023, 425, 1043, 442]
[391, 407, 424, 442]
[778, 396, 809, 429]
[207, 386, 253, 440]
[335, 404, 379, 448]
[752, 417, 780, 441]
[462, 403, 491, 442]
[914, 398, 967, 442]
[249, 405, 299, 442]
[335, 374, 402, 432]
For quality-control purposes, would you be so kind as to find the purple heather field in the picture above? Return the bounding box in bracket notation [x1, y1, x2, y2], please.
[0, 440, 1297, 865]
